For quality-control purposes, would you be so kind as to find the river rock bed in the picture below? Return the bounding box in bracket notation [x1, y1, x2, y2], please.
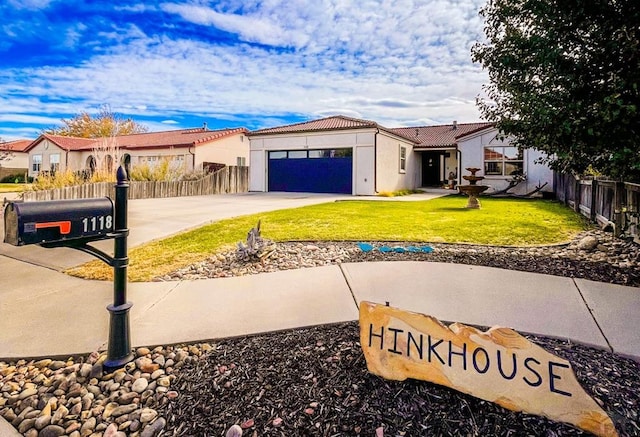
[158, 228, 640, 287]
[0, 344, 211, 437]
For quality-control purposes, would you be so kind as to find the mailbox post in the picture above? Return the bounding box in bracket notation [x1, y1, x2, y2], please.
[104, 166, 133, 369]
[3, 166, 134, 370]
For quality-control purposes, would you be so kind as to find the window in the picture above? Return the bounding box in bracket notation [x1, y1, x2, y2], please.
[237, 156, 246, 166]
[269, 151, 287, 159]
[399, 146, 407, 173]
[288, 151, 307, 159]
[484, 146, 523, 176]
[50, 154, 60, 173]
[32, 154, 42, 172]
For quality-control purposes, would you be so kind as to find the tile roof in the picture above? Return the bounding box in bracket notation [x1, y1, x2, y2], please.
[24, 128, 248, 153]
[39, 134, 98, 151]
[0, 139, 32, 152]
[389, 122, 494, 149]
[249, 115, 381, 135]
[248, 115, 492, 147]
[115, 127, 248, 149]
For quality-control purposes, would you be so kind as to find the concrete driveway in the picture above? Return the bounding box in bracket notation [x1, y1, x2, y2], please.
[0, 192, 349, 271]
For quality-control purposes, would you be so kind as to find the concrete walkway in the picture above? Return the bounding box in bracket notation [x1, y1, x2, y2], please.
[1, 257, 639, 362]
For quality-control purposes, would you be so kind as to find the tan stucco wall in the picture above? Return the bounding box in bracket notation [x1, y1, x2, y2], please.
[193, 133, 249, 169]
[28, 139, 69, 178]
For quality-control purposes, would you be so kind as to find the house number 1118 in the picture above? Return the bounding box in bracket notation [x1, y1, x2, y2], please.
[82, 215, 113, 233]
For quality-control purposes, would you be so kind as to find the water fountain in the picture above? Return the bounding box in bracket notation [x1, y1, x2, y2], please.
[458, 167, 489, 209]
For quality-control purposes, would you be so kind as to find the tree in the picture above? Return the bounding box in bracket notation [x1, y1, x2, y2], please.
[472, 0, 640, 181]
[0, 138, 14, 164]
[45, 105, 148, 138]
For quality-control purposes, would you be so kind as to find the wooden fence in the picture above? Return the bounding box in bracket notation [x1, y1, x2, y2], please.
[554, 172, 640, 241]
[22, 166, 249, 201]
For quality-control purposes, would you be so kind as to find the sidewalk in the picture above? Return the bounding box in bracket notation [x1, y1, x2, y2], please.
[1, 257, 639, 362]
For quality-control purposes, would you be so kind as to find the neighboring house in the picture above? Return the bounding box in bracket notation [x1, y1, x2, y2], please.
[23, 127, 249, 179]
[0, 139, 32, 180]
[248, 115, 553, 195]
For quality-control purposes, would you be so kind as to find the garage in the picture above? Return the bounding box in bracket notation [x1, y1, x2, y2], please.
[268, 148, 353, 194]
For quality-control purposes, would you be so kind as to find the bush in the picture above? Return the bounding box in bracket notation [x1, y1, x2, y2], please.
[0, 173, 29, 183]
[129, 160, 189, 182]
[31, 170, 83, 190]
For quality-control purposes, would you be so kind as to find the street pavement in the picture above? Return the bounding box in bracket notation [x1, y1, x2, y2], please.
[1, 190, 638, 363]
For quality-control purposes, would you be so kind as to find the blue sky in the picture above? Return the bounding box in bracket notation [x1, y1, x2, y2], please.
[0, 0, 488, 140]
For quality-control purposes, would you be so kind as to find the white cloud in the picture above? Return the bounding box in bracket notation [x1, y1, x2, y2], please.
[0, 0, 490, 138]
[7, 0, 56, 10]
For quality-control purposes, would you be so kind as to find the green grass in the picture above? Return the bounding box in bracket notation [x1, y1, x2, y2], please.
[0, 183, 30, 193]
[66, 196, 587, 282]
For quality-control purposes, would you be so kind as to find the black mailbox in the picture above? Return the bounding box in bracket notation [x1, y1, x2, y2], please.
[4, 197, 115, 246]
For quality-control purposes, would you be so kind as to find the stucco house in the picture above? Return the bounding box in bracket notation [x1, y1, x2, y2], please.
[23, 127, 249, 179]
[248, 115, 553, 196]
[0, 139, 31, 180]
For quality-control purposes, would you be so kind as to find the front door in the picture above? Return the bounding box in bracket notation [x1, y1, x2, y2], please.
[422, 151, 443, 186]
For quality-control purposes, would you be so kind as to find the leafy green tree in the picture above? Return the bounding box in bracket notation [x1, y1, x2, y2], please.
[45, 105, 148, 138]
[472, 0, 640, 181]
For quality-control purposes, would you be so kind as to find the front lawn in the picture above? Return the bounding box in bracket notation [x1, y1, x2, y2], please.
[0, 183, 30, 193]
[66, 196, 587, 281]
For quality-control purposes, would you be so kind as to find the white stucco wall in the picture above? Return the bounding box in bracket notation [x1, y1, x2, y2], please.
[457, 128, 553, 195]
[248, 129, 379, 195]
[375, 132, 417, 193]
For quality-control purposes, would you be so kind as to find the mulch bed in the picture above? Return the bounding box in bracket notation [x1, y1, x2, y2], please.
[158, 322, 640, 437]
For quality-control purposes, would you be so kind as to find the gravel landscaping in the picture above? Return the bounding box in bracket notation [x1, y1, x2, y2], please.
[1, 227, 639, 436]
[159, 228, 640, 287]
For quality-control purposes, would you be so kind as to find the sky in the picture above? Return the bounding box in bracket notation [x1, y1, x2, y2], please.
[0, 0, 489, 140]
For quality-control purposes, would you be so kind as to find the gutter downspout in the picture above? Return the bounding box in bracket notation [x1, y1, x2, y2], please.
[456, 148, 462, 188]
[374, 129, 379, 194]
[188, 145, 196, 171]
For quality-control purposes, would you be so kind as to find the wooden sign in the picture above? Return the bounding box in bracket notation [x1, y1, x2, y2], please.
[359, 301, 618, 437]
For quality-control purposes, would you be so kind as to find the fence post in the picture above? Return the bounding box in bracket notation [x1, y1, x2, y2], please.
[614, 181, 625, 236]
[590, 179, 598, 221]
[573, 177, 581, 213]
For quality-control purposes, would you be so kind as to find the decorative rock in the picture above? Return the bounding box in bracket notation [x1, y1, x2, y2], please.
[153, 355, 165, 367]
[103, 422, 119, 437]
[110, 403, 138, 417]
[132, 377, 149, 393]
[140, 417, 166, 437]
[140, 407, 158, 423]
[79, 363, 92, 378]
[359, 301, 618, 437]
[35, 413, 52, 430]
[49, 361, 67, 371]
[227, 424, 243, 436]
[34, 359, 52, 369]
[136, 347, 151, 357]
[80, 417, 96, 437]
[39, 424, 66, 437]
[18, 418, 36, 434]
[117, 391, 138, 405]
[156, 376, 171, 387]
[19, 387, 38, 399]
[135, 358, 160, 373]
[51, 405, 69, 425]
[577, 236, 599, 251]
[102, 401, 119, 419]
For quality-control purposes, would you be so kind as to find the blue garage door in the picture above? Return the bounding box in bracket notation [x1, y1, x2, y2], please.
[269, 148, 353, 194]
